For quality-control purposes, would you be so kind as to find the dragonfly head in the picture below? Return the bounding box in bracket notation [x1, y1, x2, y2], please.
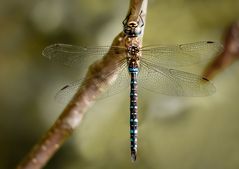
[123, 21, 142, 37]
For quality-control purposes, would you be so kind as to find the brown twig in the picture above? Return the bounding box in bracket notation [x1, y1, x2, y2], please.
[16, 0, 148, 168]
[203, 21, 239, 79]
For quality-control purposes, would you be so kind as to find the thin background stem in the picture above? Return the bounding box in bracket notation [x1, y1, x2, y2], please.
[16, 0, 148, 168]
[203, 21, 239, 79]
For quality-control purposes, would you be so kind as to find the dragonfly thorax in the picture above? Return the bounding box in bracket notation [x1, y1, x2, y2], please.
[125, 39, 140, 68]
[127, 45, 140, 55]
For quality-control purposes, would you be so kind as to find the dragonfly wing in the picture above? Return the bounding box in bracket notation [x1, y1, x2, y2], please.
[138, 61, 216, 96]
[42, 44, 126, 68]
[141, 41, 223, 68]
[99, 64, 130, 99]
[55, 62, 129, 103]
[55, 80, 83, 104]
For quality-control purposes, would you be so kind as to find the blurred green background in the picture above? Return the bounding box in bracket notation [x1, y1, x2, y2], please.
[1, 0, 239, 169]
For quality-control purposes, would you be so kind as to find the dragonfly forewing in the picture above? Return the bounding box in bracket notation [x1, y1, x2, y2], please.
[141, 41, 223, 68]
[42, 44, 126, 68]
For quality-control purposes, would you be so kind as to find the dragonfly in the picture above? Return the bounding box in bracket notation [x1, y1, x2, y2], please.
[43, 13, 223, 162]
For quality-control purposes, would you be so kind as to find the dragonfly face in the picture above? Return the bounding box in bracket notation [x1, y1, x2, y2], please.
[123, 21, 142, 37]
[122, 10, 144, 37]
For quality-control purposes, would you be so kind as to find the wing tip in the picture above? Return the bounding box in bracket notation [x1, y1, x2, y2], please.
[202, 77, 217, 96]
[42, 44, 67, 58]
[42, 44, 56, 58]
[205, 41, 224, 54]
[42, 46, 49, 58]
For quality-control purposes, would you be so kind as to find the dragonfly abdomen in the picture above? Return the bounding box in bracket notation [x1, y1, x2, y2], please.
[129, 66, 138, 162]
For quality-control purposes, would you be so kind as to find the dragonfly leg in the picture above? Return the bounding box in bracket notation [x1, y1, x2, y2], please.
[123, 11, 131, 26]
[139, 10, 144, 27]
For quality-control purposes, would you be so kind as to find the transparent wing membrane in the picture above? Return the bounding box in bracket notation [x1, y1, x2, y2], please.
[98, 64, 130, 98]
[139, 61, 216, 96]
[141, 41, 223, 68]
[42, 44, 126, 67]
[55, 62, 129, 103]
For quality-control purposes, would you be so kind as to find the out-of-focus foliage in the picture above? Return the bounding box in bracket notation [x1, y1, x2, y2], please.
[1, 0, 239, 169]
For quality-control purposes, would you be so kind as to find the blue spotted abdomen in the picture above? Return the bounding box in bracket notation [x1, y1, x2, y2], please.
[128, 67, 138, 161]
